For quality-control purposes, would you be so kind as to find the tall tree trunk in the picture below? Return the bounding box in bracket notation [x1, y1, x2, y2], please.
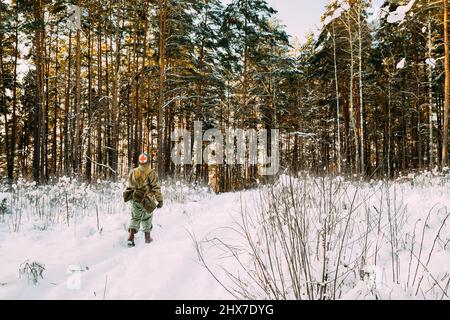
[106, 27, 112, 179]
[388, 77, 392, 178]
[10, 6, 19, 180]
[64, 31, 72, 176]
[74, 0, 82, 175]
[442, 0, 450, 168]
[128, 45, 134, 168]
[428, 11, 435, 170]
[52, 24, 59, 178]
[158, 0, 168, 178]
[97, 30, 103, 178]
[86, 14, 93, 182]
[32, 0, 44, 183]
[358, 3, 365, 175]
[140, 1, 149, 160]
[346, 14, 359, 174]
[413, 33, 422, 169]
[110, 0, 123, 179]
[44, 35, 49, 182]
[132, 32, 138, 166]
[195, 0, 209, 180]
[0, 0, 10, 181]
[332, 24, 342, 175]
[139, 2, 149, 161]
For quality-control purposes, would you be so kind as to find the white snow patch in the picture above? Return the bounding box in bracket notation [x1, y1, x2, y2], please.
[323, 0, 351, 27]
[396, 57, 406, 70]
[426, 58, 436, 69]
[386, 0, 416, 24]
[67, 5, 82, 31]
[324, 8, 344, 26]
[16, 57, 35, 82]
[5, 89, 13, 98]
[378, 5, 390, 19]
[341, 1, 350, 11]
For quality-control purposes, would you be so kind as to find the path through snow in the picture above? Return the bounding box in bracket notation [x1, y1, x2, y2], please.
[0, 191, 248, 299]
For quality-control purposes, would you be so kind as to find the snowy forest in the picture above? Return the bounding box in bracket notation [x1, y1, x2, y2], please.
[0, 0, 449, 301]
[1, 0, 450, 187]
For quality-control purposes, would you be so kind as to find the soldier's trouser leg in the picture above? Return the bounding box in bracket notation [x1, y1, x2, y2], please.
[129, 201, 153, 233]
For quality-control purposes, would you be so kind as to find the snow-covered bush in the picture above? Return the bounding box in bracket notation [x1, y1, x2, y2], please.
[19, 260, 46, 285]
[0, 198, 10, 222]
[162, 178, 211, 204]
[196, 174, 450, 300]
[396, 168, 450, 188]
[0, 177, 128, 232]
[0, 176, 211, 232]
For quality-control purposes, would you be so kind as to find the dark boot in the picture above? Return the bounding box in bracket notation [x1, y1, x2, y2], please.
[127, 228, 137, 247]
[144, 232, 153, 244]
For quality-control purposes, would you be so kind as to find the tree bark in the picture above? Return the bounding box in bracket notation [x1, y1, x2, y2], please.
[64, 31, 72, 176]
[97, 29, 103, 178]
[332, 24, 342, 175]
[74, 0, 82, 175]
[0, 1, 10, 181]
[52, 24, 59, 178]
[358, 3, 365, 175]
[10, 6, 19, 181]
[32, 0, 44, 183]
[428, 11, 435, 170]
[346, 13, 359, 174]
[110, 0, 123, 179]
[86, 13, 93, 182]
[158, 0, 168, 178]
[442, 0, 450, 168]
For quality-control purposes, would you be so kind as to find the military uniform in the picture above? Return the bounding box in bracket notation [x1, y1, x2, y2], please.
[123, 153, 163, 246]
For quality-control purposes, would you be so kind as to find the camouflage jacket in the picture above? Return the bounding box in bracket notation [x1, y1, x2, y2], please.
[123, 166, 163, 212]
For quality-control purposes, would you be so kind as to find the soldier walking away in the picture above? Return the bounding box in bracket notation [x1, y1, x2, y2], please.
[123, 152, 163, 247]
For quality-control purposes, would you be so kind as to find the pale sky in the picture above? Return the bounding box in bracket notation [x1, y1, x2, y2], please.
[222, 0, 386, 44]
[222, 0, 331, 43]
[267, 0, 330, 43]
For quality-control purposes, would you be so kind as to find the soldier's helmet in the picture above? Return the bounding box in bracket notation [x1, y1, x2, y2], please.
[138, 153, 151, 166]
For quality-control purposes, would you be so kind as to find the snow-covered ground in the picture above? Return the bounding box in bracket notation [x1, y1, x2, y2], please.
[0, 173, 449, 300]
[0, 179, 242, 299]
